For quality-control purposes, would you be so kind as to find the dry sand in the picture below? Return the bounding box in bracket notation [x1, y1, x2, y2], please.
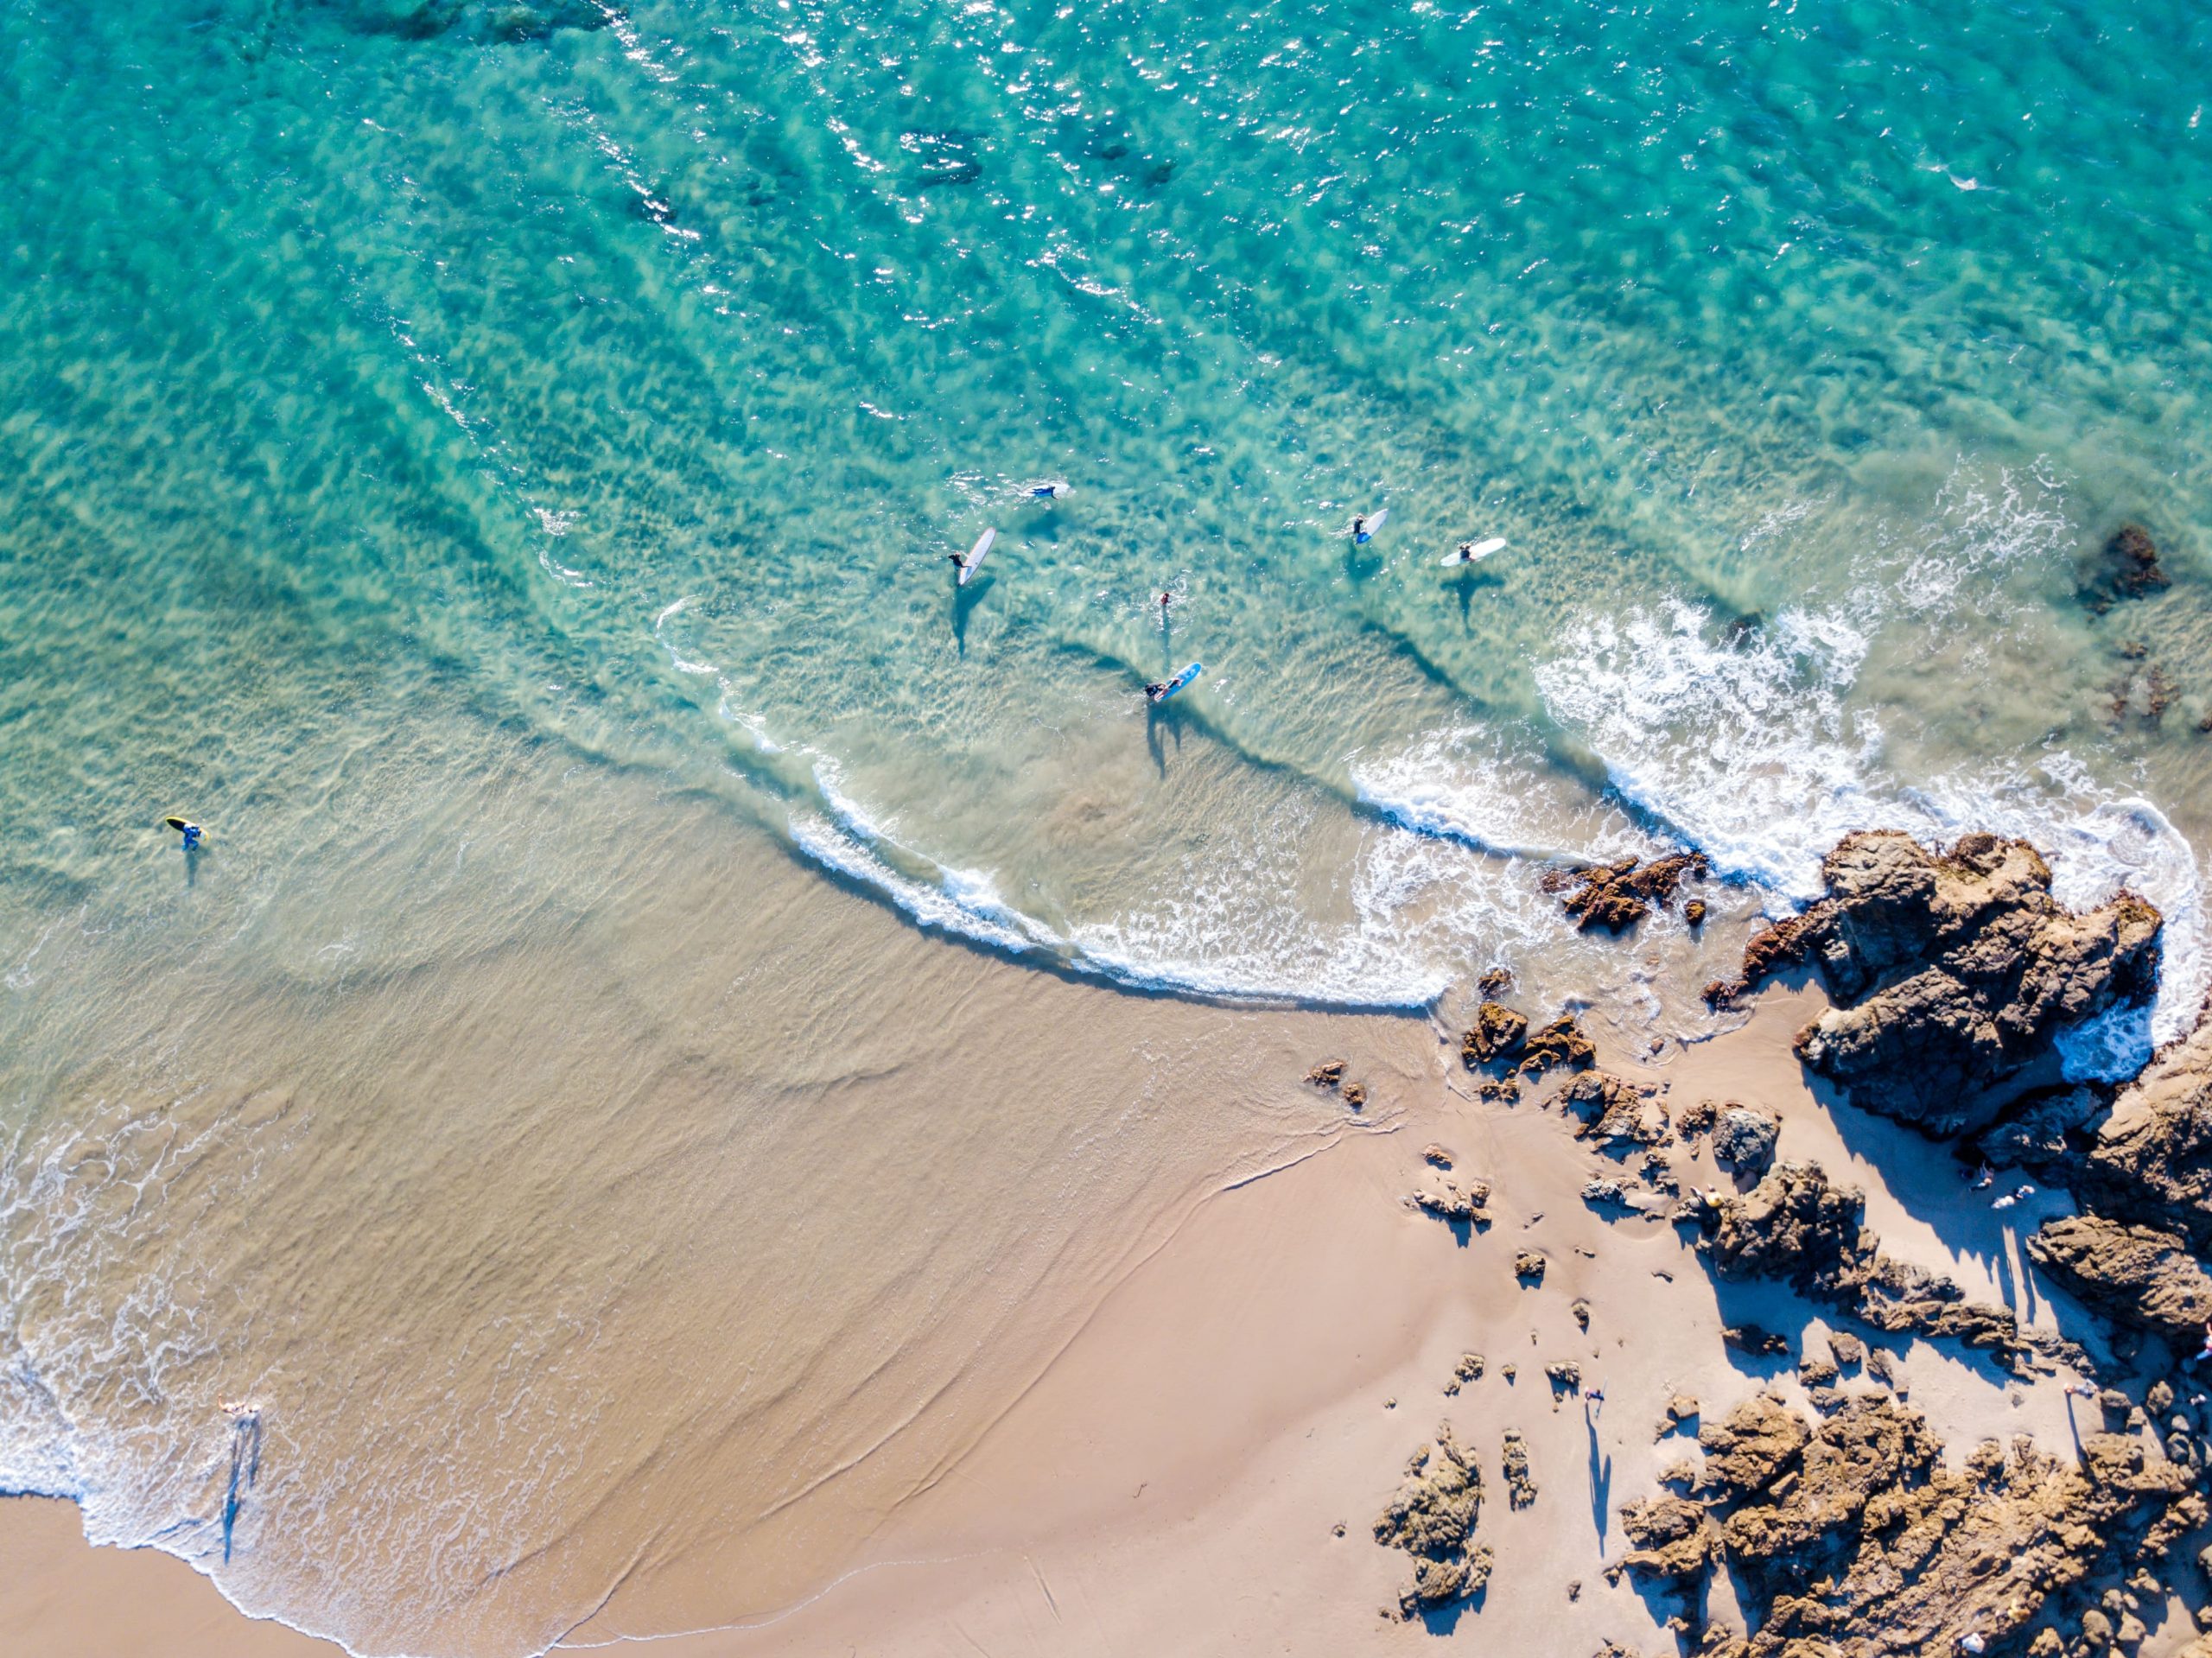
[5, 980, 2148, 1655]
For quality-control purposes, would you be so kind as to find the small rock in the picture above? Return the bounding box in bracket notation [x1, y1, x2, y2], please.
[1799, 1355, 1840, 1389]
[1829, 1331, 1866, 1369]
[1675, 1098, 1719, 1139]
[1412, 1173, 1491, 1224]
[1685, 898, 1707, 927]
[1545, 1360, 1583, 1401]
[1306, 1059, 1345, 1089]
[1422, 1143, 1454, 1169]
[1502, 1429, 1536, 1507]
[1501, 1363, 1516, 1382]
[1443, 1352, 1484, 1395]
[2148, 1380, 2175, 1413]
[1572, 1297, 1592, 1331]
[1866, 1348, 1897, 1386]
[1722, 1323, 1791, 1357]
[1478, 966, 1513, 994]
[1514, 1251, 1546, 1284]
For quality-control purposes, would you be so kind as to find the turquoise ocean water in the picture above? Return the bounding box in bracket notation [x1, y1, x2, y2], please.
[4, 1, 2212, 1650]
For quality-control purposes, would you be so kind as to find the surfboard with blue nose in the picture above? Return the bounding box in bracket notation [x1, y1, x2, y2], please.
[1354, 508, 1388, 545]
[958, 528, 995, 586]
[1151, 662, 1202, 703]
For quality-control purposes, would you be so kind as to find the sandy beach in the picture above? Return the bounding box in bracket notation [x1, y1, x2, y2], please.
[22, 920, 2203, 1655]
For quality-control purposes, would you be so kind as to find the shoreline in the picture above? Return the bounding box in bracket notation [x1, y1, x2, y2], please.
[12, 835, 2212, 1656]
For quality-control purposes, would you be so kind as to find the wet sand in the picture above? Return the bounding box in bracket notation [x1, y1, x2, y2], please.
[14, 969, 2106, 1655]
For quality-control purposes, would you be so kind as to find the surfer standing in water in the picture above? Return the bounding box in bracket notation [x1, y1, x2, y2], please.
[1351, 515, 1366, 543]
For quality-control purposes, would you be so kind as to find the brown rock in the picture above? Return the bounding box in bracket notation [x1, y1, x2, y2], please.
[1662, 1393, 2202, 1658]
[1513, 1250, 1546, 1284]
[1711, 833, 2160, 1133]
[1547, 852, 1711, 932]
[1373, 1426, 1489, 1617]
[1442, 1352, 1484, 1395]
[2082, 1005, 2212, 1249]
[1411, 1172, 1491, 1225]
[1460, 1001, 1528, 1068]
[2025, 1214, 2212, 1346]
[1558, 1070, 1670, 1146]
[1502, 1429, 1536, 1508]
[1518, 1014, 1597, 1078]
[2080, 522, 2171, 613]
[1306, 1059, 1346, 1089]
[1614, 1494, 1719, 1583]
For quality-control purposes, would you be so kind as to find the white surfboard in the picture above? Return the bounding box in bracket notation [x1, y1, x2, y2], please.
[1440, 536, 1508, 567]
[958, 528, 995, 586]
[1353, 507, 1388, 543]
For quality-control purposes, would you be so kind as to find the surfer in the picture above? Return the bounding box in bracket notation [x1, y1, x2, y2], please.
[1143, 680, 1169, 702]
[1159, 591, 1173, 614]
[1451, 542, 1476, 562]
[1351, 515, 1367, 543]
[1029, 482, 1060, 499]
[167, 816, 204, 851]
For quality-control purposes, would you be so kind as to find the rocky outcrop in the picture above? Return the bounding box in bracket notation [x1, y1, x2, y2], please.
[2081, 1008, 2212, 1248]
[2026, 1214, 2212, 1348]
[1519, 1015, 1597, 1078]
[1717, 832, 2160, 1133]
[2079, 523, 2171, 613]
[1614, 1495, 1718, 1584]
[1558, 1071, 1670, 1147]
[1410, 1171, 1491, 1225]
[1696, 1162, 2026, 1359]
[1546, 853, 1710, 932]
[1374, 1426, 1491, 1617]
[1710, 1104, 1778, 1176]
[1460, 1003, 1527, 1067]
[1648, 1394, 2206, 1658]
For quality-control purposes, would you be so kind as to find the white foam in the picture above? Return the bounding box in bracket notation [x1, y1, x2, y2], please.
[1533, 594, 2209, 1061]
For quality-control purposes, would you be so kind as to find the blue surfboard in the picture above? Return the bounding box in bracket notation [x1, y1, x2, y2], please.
[1148, 662, 1202, 704]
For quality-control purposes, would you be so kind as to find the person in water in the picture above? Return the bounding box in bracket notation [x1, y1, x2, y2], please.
[1143, 681, 1169, 702]
[1351, 515, 1366, 542]
[1453, 541, 1476, 562]
[1030, 483, 1059, 499]
[178, 821, 204, 851]
[946, 552, 966, 574]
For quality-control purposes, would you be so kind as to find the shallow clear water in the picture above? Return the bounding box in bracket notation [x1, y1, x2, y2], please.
[4, 0, 2212, 1650]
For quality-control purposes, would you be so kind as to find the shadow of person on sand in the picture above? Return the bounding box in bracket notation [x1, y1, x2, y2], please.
[1585, 1401, 1612, 1552]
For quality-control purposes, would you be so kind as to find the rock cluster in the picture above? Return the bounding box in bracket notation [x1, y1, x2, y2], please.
[1559, 1070, 1671, 1147]
[1410, 1171, 1491, 1226]
[1694, 1162, 2025, 1359]
[1611, 1394, 2205, 1657]
[1710, 831, 2160, 1134]
[1545, 852, 1710, 932]
[1373, 1426, 1491, 1617]
[1461, 1004, 1597, 1079]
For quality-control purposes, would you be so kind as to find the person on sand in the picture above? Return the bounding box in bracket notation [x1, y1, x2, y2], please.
[1584, 1387, 1604, 1414]
[2197, 1321, 2212, 1365]
[1970, 1163, 1994, 1190]
[2064, 1381, 2099, 1401]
